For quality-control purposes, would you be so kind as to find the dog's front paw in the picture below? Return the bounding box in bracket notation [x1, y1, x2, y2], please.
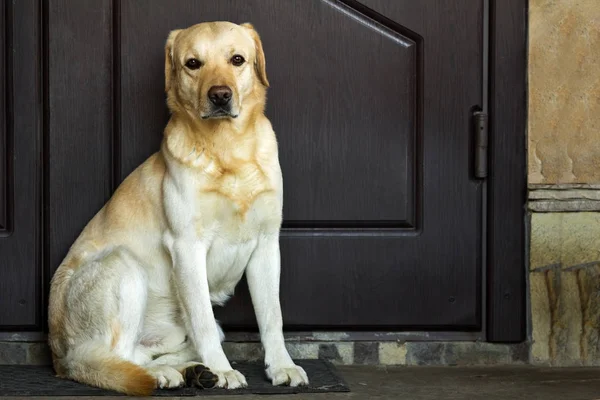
[211, 369, 247, 389]
[266, 364, 309, 387]
[148, 365, 185, 389]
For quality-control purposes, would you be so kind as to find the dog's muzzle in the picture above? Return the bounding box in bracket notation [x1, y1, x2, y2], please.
[203, 85, 237, 119]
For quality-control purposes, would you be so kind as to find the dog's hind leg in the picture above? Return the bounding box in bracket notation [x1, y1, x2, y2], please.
[58, 247, 158, 394]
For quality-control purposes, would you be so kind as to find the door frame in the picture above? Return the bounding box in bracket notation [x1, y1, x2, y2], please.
[0, 0, 527, 343]
[486, 0, 527, 343]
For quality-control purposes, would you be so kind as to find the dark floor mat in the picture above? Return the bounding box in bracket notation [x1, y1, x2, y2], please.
[0, 359, 349, 396]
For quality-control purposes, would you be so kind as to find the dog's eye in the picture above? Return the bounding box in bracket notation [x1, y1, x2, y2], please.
[185, 58, 201, 70]
[231, 55, 245, 66]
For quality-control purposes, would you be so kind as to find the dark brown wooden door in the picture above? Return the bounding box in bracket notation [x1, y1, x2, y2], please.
[0, 0, 527, 340]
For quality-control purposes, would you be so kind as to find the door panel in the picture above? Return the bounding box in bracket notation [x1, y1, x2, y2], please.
[0, 0, 42, 328]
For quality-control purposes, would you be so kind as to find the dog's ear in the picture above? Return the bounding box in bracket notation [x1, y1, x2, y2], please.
[164, 29, 182, 93]
[241, 23, 269, 88]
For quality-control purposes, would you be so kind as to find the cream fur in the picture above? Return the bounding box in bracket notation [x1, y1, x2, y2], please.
[48, 21, 308, 395]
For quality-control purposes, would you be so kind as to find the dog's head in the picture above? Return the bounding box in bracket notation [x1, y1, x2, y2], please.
[164, 22, 269, 121]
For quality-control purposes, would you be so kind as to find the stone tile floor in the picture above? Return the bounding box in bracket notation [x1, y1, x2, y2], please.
[5, 365, 600, 399]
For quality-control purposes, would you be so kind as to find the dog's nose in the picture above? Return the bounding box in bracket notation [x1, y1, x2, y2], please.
[208, 86, 233, 107]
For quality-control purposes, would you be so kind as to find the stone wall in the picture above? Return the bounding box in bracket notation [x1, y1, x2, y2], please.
[528, 0, 600, 184]
[528, 0, 600, 366]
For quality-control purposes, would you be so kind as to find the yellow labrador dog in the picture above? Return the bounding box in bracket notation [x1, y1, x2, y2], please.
[48, 21, 308, 396]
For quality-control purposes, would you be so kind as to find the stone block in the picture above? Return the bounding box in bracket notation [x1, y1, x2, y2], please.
[0, 342, 27, 365]
[530, 211, 600, 365]
[353, 342, 379, 365]
[378, 342, 407, 365]
[284, 342, 319, 360]
[528, 0, 600, 184]
[406, 342, 445, 366]
[444, 343, 513, 366]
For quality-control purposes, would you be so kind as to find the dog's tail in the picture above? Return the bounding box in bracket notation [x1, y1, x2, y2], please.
[59, 342, 155, 396]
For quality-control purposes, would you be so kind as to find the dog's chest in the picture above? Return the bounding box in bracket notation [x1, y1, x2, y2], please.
[199, 161, 279, 228]
[212, 163, 267, 204]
